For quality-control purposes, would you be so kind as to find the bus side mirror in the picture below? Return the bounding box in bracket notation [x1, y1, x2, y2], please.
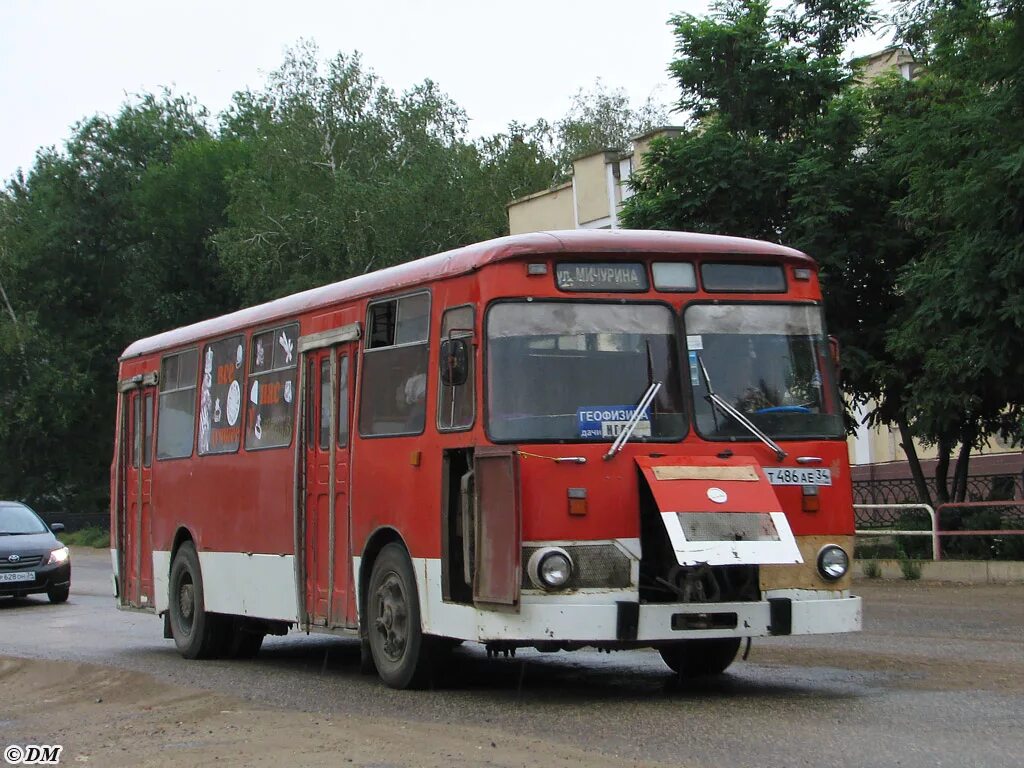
[828, 336, 841, 370]
[440, 338, 469, 387]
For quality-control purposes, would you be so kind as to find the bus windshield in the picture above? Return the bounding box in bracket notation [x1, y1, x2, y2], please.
[487, 302, 685, 442]
[685, 303, 844, 440]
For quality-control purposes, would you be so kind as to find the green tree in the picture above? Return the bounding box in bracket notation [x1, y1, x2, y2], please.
[880, 0, 1024, 502]
[626, 0, 1024, 506]
[0, 93, 238, 513]
[552, 80, 670, 176]
[215, 44, 510, 304]
[621, 0, 941, 501]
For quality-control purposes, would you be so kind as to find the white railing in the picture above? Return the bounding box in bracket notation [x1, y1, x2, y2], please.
[854, 503, 940, 561]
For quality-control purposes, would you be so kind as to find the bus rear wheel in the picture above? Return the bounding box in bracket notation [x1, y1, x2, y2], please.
[366, 543, 433, 689]
[659, 637, 741, 678]
[168, 541, 224, 659]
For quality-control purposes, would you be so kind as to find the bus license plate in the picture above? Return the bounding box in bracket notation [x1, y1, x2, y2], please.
[764, 467, 832, 486]
[0, 571, 35, 583]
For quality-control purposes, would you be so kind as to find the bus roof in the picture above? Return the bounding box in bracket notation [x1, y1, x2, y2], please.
[120, 229, 812, 361]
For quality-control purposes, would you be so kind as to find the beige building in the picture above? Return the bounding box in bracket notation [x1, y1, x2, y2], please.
[507, 128, 680, 235]
[505, 52, 1021, 490]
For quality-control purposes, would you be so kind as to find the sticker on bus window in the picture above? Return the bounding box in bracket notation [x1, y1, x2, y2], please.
[577, 406, 652, 439]
[686, 334, 703, 350]
[689, 351, 701, 385]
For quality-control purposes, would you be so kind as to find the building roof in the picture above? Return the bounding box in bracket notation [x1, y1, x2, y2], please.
[121, 229, 812, 360]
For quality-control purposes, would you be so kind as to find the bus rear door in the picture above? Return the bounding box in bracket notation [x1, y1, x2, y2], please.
[300, 327, 358, 629]
[117, 376, 157, 608]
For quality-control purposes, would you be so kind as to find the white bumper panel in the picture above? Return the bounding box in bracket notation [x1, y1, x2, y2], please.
[152, 549, 299, 622]
[413, 557, 861, 643]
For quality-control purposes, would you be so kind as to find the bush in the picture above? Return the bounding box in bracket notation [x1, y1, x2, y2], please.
[60, 526, 110, 548]
[863, 560, 882, 579]
[899, 557, 922, 580]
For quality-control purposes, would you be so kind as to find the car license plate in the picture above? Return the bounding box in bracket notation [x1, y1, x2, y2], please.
[764, 467, 832, 486]
[0, 571, 35, 583]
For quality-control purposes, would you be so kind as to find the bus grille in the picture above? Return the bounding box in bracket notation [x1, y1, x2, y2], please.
[521, 543, 632, 590]
[675, 512, 780, 542]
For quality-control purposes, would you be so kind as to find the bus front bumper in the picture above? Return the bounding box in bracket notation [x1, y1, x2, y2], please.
[455, 594, 863, 644]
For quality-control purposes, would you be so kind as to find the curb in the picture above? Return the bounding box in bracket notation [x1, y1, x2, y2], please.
[854, 559, 1024, 583]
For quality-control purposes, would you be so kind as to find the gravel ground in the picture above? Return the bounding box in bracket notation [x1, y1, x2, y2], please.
[1, 547, 1021, 767]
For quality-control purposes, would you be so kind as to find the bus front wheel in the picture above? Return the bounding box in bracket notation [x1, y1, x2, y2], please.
[659, 637, 741, 678]
[168, 541, 224, 659]
[366, 543, 433, 689]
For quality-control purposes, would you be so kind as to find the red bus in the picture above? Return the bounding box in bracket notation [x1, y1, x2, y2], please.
[112, 230, 861, 688]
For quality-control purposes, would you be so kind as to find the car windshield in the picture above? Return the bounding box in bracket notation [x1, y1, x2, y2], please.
[0, 503, 48, 535]
[685, 303, 844, 440]
[487, 302, 685, 442]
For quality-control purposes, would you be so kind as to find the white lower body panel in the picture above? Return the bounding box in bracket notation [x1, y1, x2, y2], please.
[152, 550, 298, 623]
[146, 549, 860, 643]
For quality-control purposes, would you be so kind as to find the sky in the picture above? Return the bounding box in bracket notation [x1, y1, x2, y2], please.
[0, 1, 892, 182]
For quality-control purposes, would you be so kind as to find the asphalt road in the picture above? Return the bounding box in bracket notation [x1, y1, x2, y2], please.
[2, 548, 1022, 768]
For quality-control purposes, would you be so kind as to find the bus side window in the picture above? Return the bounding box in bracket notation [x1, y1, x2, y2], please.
[143, 393, 153, 467]
[245, 323, 299, 451]
[359, 293, 430, 437]
[157, 348, 198, 460]
[437, 306, 475, 432]
[338, 355, 350, 446]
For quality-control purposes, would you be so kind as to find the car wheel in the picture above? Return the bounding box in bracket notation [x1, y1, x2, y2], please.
[366, 543, 434, 689]
[47, 586, 70, 604]
[168, 542, 225, 659]
[659, 637, 742, 678]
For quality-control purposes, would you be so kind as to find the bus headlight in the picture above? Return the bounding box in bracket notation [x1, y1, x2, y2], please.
[527, 547, 574, 591]
[817, 544, 849, 581]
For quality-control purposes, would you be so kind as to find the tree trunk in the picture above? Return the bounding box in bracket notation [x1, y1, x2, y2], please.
[934, 435, 953, 505]
[952, 423, 975, 503]
[898, 417, 933, 507]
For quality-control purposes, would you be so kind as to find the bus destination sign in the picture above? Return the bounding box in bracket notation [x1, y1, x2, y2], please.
[555, 262, 648, 292]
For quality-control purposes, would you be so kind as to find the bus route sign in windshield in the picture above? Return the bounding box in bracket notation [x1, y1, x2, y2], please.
[556, 262, 648, 292]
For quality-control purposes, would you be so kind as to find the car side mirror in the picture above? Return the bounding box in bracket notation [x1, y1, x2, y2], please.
[50, 522, 65, 533]
[439, 338, 469, 387]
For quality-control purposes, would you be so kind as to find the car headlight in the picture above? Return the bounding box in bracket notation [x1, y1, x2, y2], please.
[817, 544, 849, 581]
[47, 546, 70, 566]
[527, 547, 573, 591]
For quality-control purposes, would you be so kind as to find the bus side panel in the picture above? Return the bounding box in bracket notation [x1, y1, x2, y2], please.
[148, 439, 297, 618]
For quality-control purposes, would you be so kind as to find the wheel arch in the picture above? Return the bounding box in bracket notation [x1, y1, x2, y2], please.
[170, 526, 197, 566]
[357, 526, 409, 626]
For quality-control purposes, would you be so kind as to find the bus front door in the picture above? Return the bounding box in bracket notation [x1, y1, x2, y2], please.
[302, 343, 356, 629]
[120, 384, 156, 609]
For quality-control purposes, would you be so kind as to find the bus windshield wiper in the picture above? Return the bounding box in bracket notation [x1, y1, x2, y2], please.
[696, 354, 787, 461]
[603, 381, 662, 461]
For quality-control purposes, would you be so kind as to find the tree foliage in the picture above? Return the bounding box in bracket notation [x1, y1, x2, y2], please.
[0, 44, 661, 513]
[624, 0, 1024, 505]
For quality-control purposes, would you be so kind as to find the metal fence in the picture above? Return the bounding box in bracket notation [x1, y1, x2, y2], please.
[855, 498, 1024, 561]
[852, 472, 1023, 507]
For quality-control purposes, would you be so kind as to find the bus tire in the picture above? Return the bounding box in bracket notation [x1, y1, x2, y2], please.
[168, 542, 223, 660]
[659, 637, 741, 678]
[227, 626, 264, 659]
[366, 543, 433, 689]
